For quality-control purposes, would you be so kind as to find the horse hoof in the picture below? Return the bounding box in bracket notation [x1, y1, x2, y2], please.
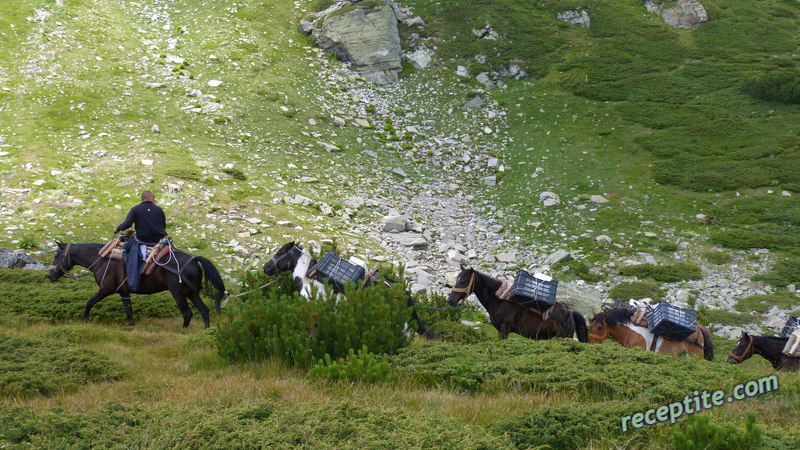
[128, 321, 135, 327]
[82, 316, 90, 323]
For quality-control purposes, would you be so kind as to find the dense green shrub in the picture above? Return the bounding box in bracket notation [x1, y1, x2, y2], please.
[743, 71, 800, 104]
[309, 346, 394, 383]
[0, 332, 126, 398]
[0, 401, 510, 448]
[735, 293, 798, 314]
[673, 411, 762, 450]
[562, 260, 605, 282]
[430, 320, 486, 344]
[412, 291, 461, 325]
[0, 269, 178, 323]
[753, 258, 800, 287]
[699, 309, 759, 327]
[185, 326, 218, 349]
[391, 339, 753, 402]
[703, 251, 733, 265]
[711, 229, 778, 250]
[497, 401, 654, 449]
[619, 262, 702, 282]
[609, 281, 664, 301]
[217, 274, 413, 368]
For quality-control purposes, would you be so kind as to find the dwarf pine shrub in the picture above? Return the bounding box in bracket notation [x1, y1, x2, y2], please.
[673, 411, 762, 450]
[217, 273, 412, 368]
[309, 345, 394, 383]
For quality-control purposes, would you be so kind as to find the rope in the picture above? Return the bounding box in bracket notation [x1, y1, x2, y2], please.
[410, 300, 465, 310]
[225, 279, 279, 299]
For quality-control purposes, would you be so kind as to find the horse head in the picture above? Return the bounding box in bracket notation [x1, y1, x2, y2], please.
[588, 311, 608, 343]
[263, 241, 302, 276]
[727, 331, 753, 364]
[448, 267, 475, 306]
[48, 242, 72, 283]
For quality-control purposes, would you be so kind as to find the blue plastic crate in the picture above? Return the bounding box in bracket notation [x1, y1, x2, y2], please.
[781, 316, 799, 337]
[646, 302, 696, 341]
[314, 251, 365, 293]
[509, 270, 558, 311]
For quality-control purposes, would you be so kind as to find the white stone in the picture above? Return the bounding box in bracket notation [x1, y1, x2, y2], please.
[456, 65, 469, 77]
[207, 79, 223, 87]
[590, 195, 609, 204]
[141, 159, 154, 166]
[596, 235, 612, 244]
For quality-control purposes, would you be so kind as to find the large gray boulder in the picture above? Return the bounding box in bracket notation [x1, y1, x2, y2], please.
[645, 0, 708, 29]
[311, 0, 402, 84]
[0, 248, 46, 270]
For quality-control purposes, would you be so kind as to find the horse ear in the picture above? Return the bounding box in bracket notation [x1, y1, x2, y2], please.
[591, 308, 596, 316]
[460, 263, 465, 271]
[56, 241, 65, 249]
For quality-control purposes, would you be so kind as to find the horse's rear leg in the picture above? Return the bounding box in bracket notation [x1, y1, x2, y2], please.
[173, 294, 192, 328]
[120, 295, 134, 326]
[84, 290, 111, 323]
[188, 292, 210, 328]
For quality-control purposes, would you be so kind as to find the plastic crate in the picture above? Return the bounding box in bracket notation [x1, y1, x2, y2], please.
[646, 302, 696, 341]
[314, 251, 365, 293]
[509, 270, 558, 311]
[781, 316, 799, 337]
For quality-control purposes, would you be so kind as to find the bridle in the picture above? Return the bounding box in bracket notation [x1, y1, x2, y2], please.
[589, 313, 609, 342]
[49, 244, 73, 275]
[450, 271, 476, 301]
[266, 244, 302, 272]
[728, 335, 755, 363]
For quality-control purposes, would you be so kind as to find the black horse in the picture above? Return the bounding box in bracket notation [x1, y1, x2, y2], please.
[727, 332, 800, 371]
[48, 242, 225, 328]
[263, 242, 436, 339]
[448, 267, 588, 342]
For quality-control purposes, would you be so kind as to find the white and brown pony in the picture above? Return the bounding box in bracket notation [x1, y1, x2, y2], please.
[589, 307, 713, 360]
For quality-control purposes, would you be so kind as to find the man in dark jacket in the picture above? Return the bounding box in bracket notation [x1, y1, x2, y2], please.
[114, 190, 167, 291]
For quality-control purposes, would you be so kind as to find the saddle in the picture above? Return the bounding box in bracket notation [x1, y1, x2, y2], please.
[97, 233, 171, 276]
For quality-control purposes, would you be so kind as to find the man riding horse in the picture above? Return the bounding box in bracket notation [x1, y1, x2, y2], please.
[114, 190, 167, 292]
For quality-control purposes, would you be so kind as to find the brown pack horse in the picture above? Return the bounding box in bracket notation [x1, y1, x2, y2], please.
[589, 308, 714, 360]
[447, 267, 588, 342]
[48, 242, 225, 328]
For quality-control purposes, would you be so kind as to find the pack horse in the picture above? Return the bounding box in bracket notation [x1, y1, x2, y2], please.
[48, 241, 225, 328]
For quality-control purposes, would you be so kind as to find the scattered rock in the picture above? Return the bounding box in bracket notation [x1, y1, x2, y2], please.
[392, 167, 408, 178]
[483, 176, 497, 186]
[465, 96, 485, 108]
[355, 118, 371, 128]
[472, 23, 499, 40]
[782, 190, 792, 197]
[539, 191, 561, 207]
[544, 250, 573, 266]
[645, 0, 708, 29]
[695, 213, 711, 225]
[383, 215, 410, 232]
[403, 48, 433, 69]
[151, 124, 160, 134]
[456, 65, 469, 78]
[207, 79, 223, 87]
[495, 252, 517, 263]
[590, 195, 609, 204]
[299, 20, 314, 35]
[557, 10, 591, 28]
[277, 220, 295, 227]
[318, 141, 342, 152]
[596, 235, 612, 244]
[141, 159, 154, 166]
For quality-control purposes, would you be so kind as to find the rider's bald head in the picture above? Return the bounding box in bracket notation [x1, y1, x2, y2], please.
[141, 190, 155, 202]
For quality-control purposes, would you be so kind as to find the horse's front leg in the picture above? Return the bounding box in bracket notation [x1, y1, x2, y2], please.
[120, 295, 134, 326]
[83, 290, 111, 322]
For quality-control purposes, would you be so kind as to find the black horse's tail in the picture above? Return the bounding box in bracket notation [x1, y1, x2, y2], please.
[406, 294, 437, 339]
[699, 325, 714, 361]
[573, 311, 589, 343]
[195, 256, 226, 312]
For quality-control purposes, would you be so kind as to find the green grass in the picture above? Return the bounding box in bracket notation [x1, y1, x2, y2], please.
[619, 262, 703, 282]
[735, 293, 799, 314]
[609, 281, 665, 301]
[699, 309, 761, 327]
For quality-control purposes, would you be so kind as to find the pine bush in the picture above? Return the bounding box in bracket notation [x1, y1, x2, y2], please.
[309, 345, 394, 383]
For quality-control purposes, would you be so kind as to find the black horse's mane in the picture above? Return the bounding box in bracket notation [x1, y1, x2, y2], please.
[753, 335, 790, 353]
[472, 269, 502, 293]
[604, 307, 635, 327]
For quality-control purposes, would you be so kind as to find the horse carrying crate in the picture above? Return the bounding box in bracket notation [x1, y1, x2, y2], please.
[509, 270, 558, 311]
[646, 302, 696, 341]
[781, 316, 800, 337]
[611, 299, 636, 311]
[314, 250, 366, 292]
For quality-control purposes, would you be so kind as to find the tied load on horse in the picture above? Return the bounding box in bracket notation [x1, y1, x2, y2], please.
[48, 235, 225, 328]
[262, 242, 436, 339]
[447, 266, 588, 342]
[726, 318, 800, 371]
[589, 301, 713, 360]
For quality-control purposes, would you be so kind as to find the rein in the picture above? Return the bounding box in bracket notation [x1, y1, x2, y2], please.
[49, 244, 102, 279]
[729, 335, 755, 362]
